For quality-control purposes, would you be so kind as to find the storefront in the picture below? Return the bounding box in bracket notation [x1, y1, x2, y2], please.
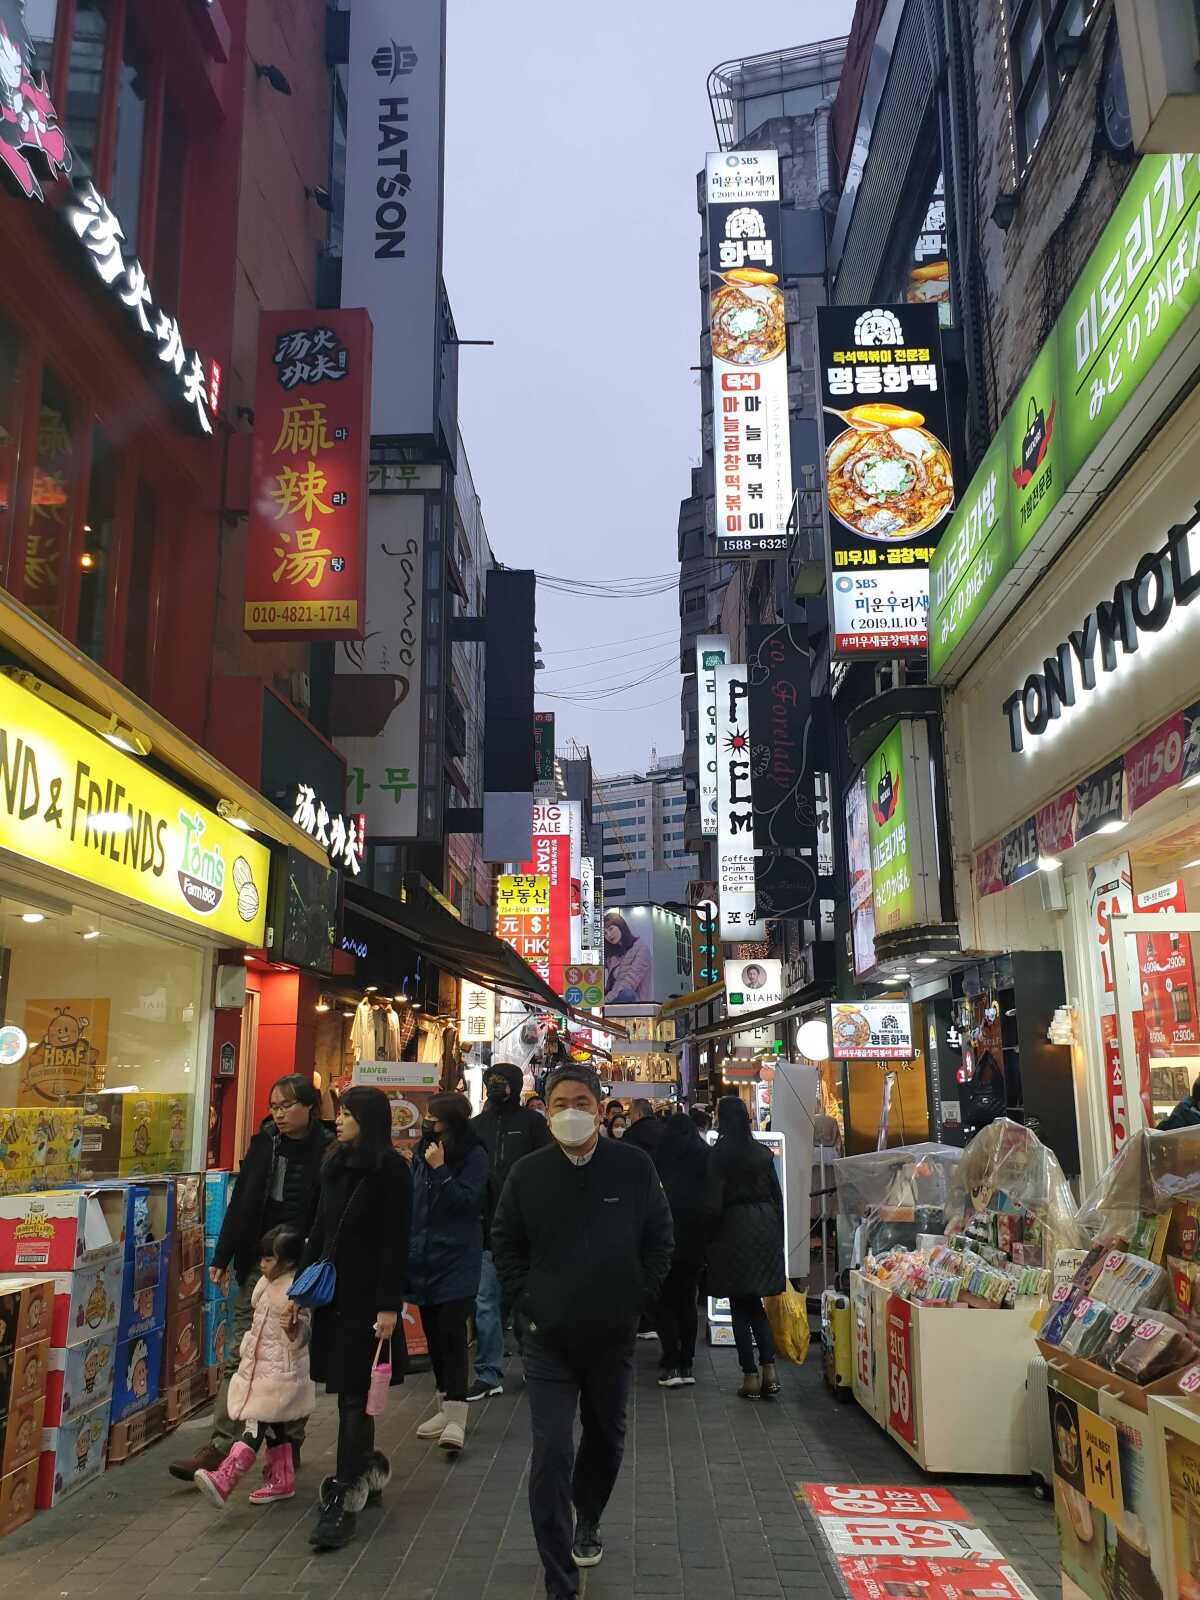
[946, 378, 1200, 1188]
[0, 659, 273, 1186]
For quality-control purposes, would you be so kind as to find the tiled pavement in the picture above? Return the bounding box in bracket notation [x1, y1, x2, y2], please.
[0, 1341, 1060, 1600]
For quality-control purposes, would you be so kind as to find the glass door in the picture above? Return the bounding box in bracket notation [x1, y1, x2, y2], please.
[1109, 910, 1200, 1149]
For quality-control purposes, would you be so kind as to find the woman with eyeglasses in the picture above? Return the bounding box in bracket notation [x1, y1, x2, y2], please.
[169, 1073, 332, 1484]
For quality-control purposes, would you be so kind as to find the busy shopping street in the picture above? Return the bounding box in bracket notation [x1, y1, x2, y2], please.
[2, 0, 1200, 1597]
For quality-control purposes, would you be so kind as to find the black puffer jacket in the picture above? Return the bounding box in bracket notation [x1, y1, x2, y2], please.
[213, 1118, 332, 1281]
[470, 1063, 551, 1242]
[654, 1135, 710, 1266]
[705, 1137, 785, 1300]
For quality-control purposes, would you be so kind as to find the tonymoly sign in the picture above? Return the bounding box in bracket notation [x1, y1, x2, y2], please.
[1002, 508, 1200, 753]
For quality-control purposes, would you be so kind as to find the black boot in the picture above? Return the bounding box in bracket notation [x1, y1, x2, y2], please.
[310, 1478, 359, 1552]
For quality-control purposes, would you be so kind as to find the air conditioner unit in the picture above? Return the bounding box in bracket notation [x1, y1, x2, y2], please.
[1114, 0, 1200, 153]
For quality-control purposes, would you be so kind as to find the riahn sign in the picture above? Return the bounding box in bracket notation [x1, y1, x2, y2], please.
[1002, 509, 1200, 753]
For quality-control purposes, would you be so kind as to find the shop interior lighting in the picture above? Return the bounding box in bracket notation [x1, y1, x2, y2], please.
[81, 929, 100, 940]
[365, 984, 378, 993]
[1037, 855, 1062, 872]
[20, 911, 43, 923]
[89, 811, 134, 834]
[915, 957, 938, 965]
[79, 551, 95, 570]
[217, 800, 256, 833]
[1097, 819, 1127, 835]
[3, 669, 154, 758]
[315, 996, 331, 1013]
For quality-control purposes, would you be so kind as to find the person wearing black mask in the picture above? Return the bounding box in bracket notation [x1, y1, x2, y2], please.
[169, 1073, 331, 1482]
[468, 1062, 550, 1400]
[492, 1064, 673, 1599]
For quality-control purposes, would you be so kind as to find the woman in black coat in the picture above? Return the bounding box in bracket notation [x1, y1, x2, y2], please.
[705, 1096, 785, 1400]
[408, 1093, 488, 1453]
[652, 1111, 710, 1388]
[300, 1086, 411, 1552]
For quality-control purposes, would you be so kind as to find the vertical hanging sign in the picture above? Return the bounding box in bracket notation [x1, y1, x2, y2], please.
[696, 634, 729, 836]
[704, 152, 792, 557]
[245, 309, 372, 640]
[714, 664, 766, 942]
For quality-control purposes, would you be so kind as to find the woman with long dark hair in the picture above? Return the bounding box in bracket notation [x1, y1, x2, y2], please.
[705, 1095, 786, 1399]
[408, 1092, 488, 1452]
[301, 1086, 411, 1551]
[653, 1112, 710, 1386]
[603, 912, 653, 1002]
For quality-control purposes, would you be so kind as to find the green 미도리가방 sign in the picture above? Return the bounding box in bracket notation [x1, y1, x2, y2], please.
[865, 724, 915, 936]
[928, 154, 1200, 679]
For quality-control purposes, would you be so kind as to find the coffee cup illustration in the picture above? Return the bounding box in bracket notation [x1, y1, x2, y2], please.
[330, 673, 410, 738]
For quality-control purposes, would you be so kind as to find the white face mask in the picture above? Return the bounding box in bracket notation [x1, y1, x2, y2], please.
[549, 1107, 598, 1147]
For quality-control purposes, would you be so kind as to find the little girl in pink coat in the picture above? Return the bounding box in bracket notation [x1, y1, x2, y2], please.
[195, 1224, 316, 1507]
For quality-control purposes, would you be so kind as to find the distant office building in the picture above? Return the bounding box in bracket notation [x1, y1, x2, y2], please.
[594, 754, 697, 907]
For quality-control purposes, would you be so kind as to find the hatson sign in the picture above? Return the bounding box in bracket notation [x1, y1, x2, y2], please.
[1002, 509, 1200, 753]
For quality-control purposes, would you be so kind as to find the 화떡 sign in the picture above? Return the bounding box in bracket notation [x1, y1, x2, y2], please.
[930, 153, 1200, 678]
[0, 672, 269, 945]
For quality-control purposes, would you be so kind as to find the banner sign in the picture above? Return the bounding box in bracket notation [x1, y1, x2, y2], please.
[846, 770, 877, 977]
[714, 664, 766, 941]
[559, 964, 603, 1008]
[0, 673, 268, 946]
[803, 1486, 969, 1521]
[1087, 854, 1140, 1153]
[691, 900, 719, 989]
[816, 303, 954, 655]
[885, 1295, 916, 1446]
[245, 309, 371, 639]
[829, 1001, 914, 1061]
[724, 958, 783, 1017]
[696, 635, 730, 836]
[1135, 879, 1199, 1054]
[533, 712, 555, 797]
[519, 803, 573, 983]
[458, 982, 495, 1044]
[746, 622, 815, 852]
[496, 874, 550, 979]
[930, 154, 1200, 678]
[333, 495, 424, 837]
[863, 722, 938, 936]
[704, 151, 793, 556]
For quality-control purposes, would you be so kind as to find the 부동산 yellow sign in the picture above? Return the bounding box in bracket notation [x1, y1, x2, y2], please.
[0, 673, 270, 945]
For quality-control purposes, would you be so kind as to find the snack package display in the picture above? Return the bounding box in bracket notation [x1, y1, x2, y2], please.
[944, 1118, 1084, 1268]
[1077, 1125, 1200, 1258]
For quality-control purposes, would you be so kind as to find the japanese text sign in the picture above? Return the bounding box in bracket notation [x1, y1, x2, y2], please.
[245, 309, 372, 640]
[704, 151, 793, 557]
[816, 303, 954, 655]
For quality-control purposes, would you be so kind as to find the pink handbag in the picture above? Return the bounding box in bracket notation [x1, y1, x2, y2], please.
[366, 1338, 392, 1416]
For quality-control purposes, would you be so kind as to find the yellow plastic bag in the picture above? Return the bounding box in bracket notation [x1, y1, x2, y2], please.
[763, 1285, 811, 1365]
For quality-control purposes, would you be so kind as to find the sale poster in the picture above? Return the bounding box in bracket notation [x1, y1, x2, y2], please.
[885, 1295, 916, 1446]
[803, 1484, 968, 1521]
[1134, 881, 1198, 1054]
[837, 1556, 1037, 1600]
[20, 998, 110, 1105]
[817, 1519, 1000, 1559]
[1165, 1426, 1200, 1599]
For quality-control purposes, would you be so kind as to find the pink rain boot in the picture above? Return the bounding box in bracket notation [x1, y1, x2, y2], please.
[249, 1442, 296, 1504]
[195, 1440, 256, 1507]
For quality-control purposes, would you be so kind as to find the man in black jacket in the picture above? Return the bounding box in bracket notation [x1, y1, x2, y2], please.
[492, 1064, 673, 1599]
[623, 1096, 661, 1155]
[168, 1074, 331, 1481]
[467, 1062, 550, 1400]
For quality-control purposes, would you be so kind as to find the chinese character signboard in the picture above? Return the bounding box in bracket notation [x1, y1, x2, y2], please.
[714, 663, 766, 942]
[495, 874, 550, 981]
[458, 982, 496, 1044]
[292, 784, 364, 877]
[332, 494, 424, 838]
[696, 634, 729, 836]
[816, 304, 954, 655]
[704, 152, 793, 557]
[829, 1001, 914, 1061]
[930, 154, 1200, 679]
[245, 310, 371, 640]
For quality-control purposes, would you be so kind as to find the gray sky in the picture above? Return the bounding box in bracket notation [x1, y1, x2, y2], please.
[444, 0, 854, 779]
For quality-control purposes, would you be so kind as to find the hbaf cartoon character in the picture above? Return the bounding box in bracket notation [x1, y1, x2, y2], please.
[0, 0, 70, 200]
[168, 1102, 186, 1154]
[81, 1339, 110, 1394]
[127, 1338, 149, 1401]
[74, 1419, 100, 1474]
[82, 1280, 109, 1329]
[28, 1005, 99, 1101]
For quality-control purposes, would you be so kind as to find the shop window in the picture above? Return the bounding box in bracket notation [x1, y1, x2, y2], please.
[1008, 0, 1093, 169]
[65, 0, 108, 180]
[25, 368, 76, 630]
[0, 887, 208, 1186]
[76, 426, 117, 666]
[0, 316, 26, 573]
[1127, 825, 1200, 1128]
[23, 0, 57, 82]
[109, 23, 149, 248]
[153, 99, 187, 309]
[121, 480, 157, 696]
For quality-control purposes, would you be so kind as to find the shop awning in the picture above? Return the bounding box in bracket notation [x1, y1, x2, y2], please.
[0, 590, 327, 866]
[346, 879, 573, 1017]
[682, 979, 836, 1045]
[656, 980, 725, 1021]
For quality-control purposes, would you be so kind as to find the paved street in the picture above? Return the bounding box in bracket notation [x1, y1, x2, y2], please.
[0, 1341, 1059, 1600]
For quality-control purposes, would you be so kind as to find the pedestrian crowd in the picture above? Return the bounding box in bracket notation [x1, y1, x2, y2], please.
[166, 1063, 787, 1600]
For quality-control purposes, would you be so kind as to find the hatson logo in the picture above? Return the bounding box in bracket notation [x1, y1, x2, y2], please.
[372, 41, 417, 81]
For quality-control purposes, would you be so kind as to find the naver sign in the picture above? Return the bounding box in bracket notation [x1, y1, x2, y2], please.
[1002, 510, 1200, 753]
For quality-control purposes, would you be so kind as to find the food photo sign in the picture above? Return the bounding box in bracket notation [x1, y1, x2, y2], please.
[816, 304, 954, 655]
[829, 1001, 915, 1061]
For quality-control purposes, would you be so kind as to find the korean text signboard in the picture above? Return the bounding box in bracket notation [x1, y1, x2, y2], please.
[863, 722, 938, 936]
[816, 304, 954, 655]
[714, 664, 766, 942]
[829, 1001, 914, 1061]
[930, 153, 1200, 678]
[696, 635, 729, 836]
[704, 152, 793, 556]
[0, 672, 269, 947]
[533, 712, 555, 798]
[245, 310, 371, 640]
[520, 803, 572, 984]
[495, 874, 550, 981]
[885, 1296, 915, 1447]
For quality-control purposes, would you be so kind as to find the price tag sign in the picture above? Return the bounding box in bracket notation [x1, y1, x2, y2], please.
[1079, 1407, 1122, 1521]
[885, 1296, 916, 1447]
